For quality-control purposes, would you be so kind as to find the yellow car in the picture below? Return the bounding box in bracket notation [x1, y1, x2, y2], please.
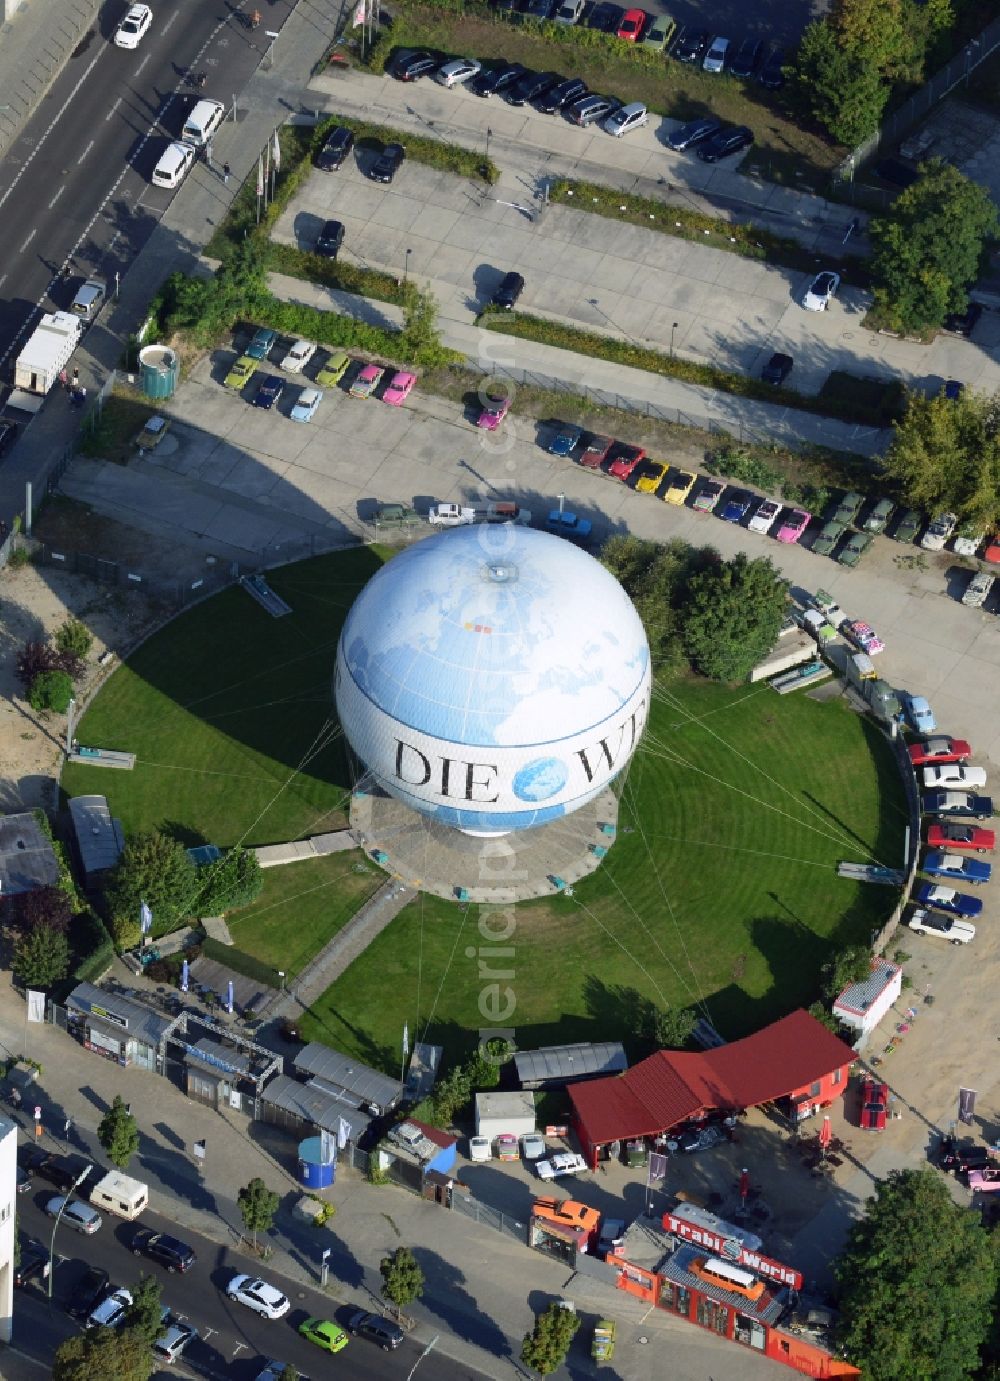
[224, 355, 256, 390]
[315, 351, 351, 388]
[635, 460, 668, 495]
[664, 468, 696, 505]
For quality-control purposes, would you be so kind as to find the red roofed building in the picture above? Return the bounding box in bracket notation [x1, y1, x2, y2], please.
[569, 1009, 854, 1167]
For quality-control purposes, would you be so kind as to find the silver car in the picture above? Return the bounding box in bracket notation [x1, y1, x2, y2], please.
[963, 570, 994, 608]
[604, 101, 647, 137]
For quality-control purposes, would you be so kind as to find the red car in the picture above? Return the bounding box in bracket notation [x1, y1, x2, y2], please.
[908, 736, 972, 768]
[860, 1077, 888, 1131]
[607, 443, 646, 480]
[927, 822, 995, 853]
[578, 433, 613, 468]
[617, 7, 646, 40]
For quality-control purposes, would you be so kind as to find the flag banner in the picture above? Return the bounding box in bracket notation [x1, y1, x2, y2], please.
[337, 1115, 353, 1149]
[226, 980, 234, 1014]
[26, 989, 46, 1023]
[256, 154, 264, 197]
[140, 900, 153, 934]
[352, 0, 365, 25]
[402, 1022, 409, 1056]
[272, 128, 281, 175]
[959, 1086, 977, 1125]
[648, 1151, 667, 1183]
[180, 960, 189, 993]
[320, 1128, 335, 1164]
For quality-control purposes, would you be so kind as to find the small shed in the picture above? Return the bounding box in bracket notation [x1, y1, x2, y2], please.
[833, 959, 902, 1040]
[68, 796, 124, 882]
[475, 1089, 535, 1141]
[0, 811, 60, 896]
[259, 1072, 372, 1145]
[293, 1042, 403, 1115]
[515, 1041, 627, 1091]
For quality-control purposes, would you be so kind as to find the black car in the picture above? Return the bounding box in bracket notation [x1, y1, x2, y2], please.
[253, 375, 284, 410]
[66, 1264, 110, 1320]
[469, 62, 525, 96]
[315, 219, 345, 257]
[391, 50, 439, 81]
[17, 1144, 52, 1174]
[728, 36, 763, 79]
[944, 303, 983, 337]
[0, 419, 17, 455]
[506, 70, 560, 106]
[16, 1164, 32, 1194]
[939, 1138, 993, 1176]
[315, 125, 354, 171]
[762, 352, 793, 385]
[491, 271, 525, 310]
[370, 142, 405, 183]
[757, 45, 786, 89]
[520, 0, 555, 17]
[14, 1241, 50, 1290]
[673, 1123, 724, 1153]
[673, 27, 709, 63]
[587, 2, 624, 32]
[131, 1228, 197, 1273]
[568, 94, 622, 127]
[666, 117, 721, 151]
[37, 1155, 92, 1195]
[347, 1310, 405, 1351]
[697, 124, 754, 163]
[537, 77, 588, 113]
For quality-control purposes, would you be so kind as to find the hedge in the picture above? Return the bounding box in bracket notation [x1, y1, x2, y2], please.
[200, 935, 282, 990]
[71, 908, 115, 985]
[317, 113, 499, 186]
[267, 242, 408, 308]
[477, 308, 899, 429]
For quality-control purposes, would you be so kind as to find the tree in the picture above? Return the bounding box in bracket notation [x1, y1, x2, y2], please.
[835, 1167, 997, 1378]
[13, 924, 70, 988]
[792, 22, 889, 145]
[681, 553, 788, 683]
[55, 618, 93, 659]
[53, 1327, 154, 1381]
[28, 669, 74, 714]
[98, 1094, 140, 1170]
[830, 0, 914, 79]
[601, 535, 708, 674]
[822, 945, 872, 1000]
[880, 388, 1000, 528]
[104, 831, 198, 948]
[15, 639, 82, 691]
[380, 1245, 424, 1311]
[124, 1273, 163, 1347]
[521, 1302, 581, 1376]
[193, 847, 263, 916]
[870, 161, 999, 334]
[5, 885, 72, 936]
[649, 1004, 696, 1050]
[238, 1177, 279, 1249]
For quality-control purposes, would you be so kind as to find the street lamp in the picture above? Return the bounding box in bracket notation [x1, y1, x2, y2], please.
[670, 321, 679, 358]
[557, 492, 565, 514]
[406, 1334, 439, 1379]
[485, 126, 493, 164]
[49, 1163, 92, 1297]
[278, 970, 285, 992]
[403, 247, 412, 289]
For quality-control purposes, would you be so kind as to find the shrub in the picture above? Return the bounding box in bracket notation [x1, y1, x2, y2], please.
[28, 670, 74, 714]
[193, 848, 264, 915]
[705, 446, 783, 491]
[55, 619, 94, 659]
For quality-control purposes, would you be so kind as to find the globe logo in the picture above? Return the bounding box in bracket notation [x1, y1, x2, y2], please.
[512, 758, 569, 802]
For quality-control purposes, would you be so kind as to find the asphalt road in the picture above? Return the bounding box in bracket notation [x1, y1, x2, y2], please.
[0, 0, 294, 376]
[12, 1183, 485, 1379]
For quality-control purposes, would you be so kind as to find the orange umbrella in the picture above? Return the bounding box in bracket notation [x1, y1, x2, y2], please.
[818, 1115, 832, 1155]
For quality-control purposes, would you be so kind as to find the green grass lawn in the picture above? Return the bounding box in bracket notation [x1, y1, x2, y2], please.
[303, 676, 907, 1069]
[226, 852, 383, 978]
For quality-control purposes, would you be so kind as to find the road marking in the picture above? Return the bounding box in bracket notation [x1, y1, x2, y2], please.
[78, 140, 94, 163]
[106, 97, 123, 123]
[48, 186, 65, 209]
[0, 275, 7, 291]
[161, 10, 178, 32]
[135, 55, 151, 77]
[19, 230, 36, 253]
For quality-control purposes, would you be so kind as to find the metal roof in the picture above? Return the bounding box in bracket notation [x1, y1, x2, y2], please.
[514, 1041, 627, 1085]
[68, 796, 124, 877]
[661, 1244, 784, 1324]
[67, 981, 172, 1049]
[833, 959, 901, 1016]
[293, 1043, 403, 1112]
[0, 811, 60, 895]
[260, 1073, 372, 1138]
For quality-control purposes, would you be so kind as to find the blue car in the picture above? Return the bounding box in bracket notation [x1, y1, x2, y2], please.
[548, 423, 582, 457]
[253, 375, 284, 410]
[905, 694, 936, 734]
[923, 791, 994, 820]
[921, 852, 991, 885]
[246, 328, 277, 361]
[546, 510, 591, 545]
[913, 882, 983, 919]
[720, 490, 753, 523]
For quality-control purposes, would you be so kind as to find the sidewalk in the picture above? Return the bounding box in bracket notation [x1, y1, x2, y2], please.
[0, 0, 99, 161]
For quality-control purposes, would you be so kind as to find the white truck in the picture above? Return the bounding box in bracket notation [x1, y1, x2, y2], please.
[9, 311, 82, 413]
[428, 501, 532, 527]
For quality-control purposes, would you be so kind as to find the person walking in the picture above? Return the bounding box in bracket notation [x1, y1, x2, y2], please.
[223, 162, 231, 185]
[71, 368, 80, 390]
[58, 368, 68, 390]
[250, 7, 261, 28]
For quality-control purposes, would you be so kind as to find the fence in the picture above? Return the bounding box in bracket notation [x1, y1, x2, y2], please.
[452, 1187, 528, 1244]
[832, 16, 1000, 183]
[35, 543, 238, 610]
[870, 732, 921, 958]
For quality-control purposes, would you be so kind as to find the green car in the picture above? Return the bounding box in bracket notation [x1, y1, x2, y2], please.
[374, 503, 420, 528]
[838, 530, 873, 567]
[224, 355, 256, 390]
[829, 491, 864, 527]
[315, 350, 352, 388]
[892, 508, 923, 543]
[299, 1317, 349, 1353]
[813, 520, 846, 558]
[862, 497, 894, 534]
[245, 327, 277, 361]
[641, 12, 676, 50]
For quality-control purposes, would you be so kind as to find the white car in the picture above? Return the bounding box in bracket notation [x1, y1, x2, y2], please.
[703, 36, 730, 72]
[435, 57, 482, 87]
[154, 1318, 198, 1363]
[749, 499, 781, 535]
[953, 528, 985, 557]
[604, 102, 647, 137]
[87, 1286, 132, 1329]
[468, 1134, 492, 1161]
[908, 908, 975, 944]
[802, 270, 840, 312]
[923, 764, 987, 790]
[429, 503, 478, 527]
[114, 3, 153, 48]
[921, 511, 958, 551]
[290, 387, 323, 423]
[226, 1274, 290, 1320]
[536, 1152, 588, 1180]
[280, 339, 317, 373]
[521, 1133, 546, 1160]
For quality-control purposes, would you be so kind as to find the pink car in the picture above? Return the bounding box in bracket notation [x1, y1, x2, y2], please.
[477, 395, 510, 431]
[776, 508, 811, 543]
[383, 370, 416, 406]
[968, 1166, 1000, 1193]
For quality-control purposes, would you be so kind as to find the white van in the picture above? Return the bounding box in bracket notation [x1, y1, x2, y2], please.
[182, 99, 225, 149]
[89, 1170, 149, 1221]
[152, 141, 196, 189]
